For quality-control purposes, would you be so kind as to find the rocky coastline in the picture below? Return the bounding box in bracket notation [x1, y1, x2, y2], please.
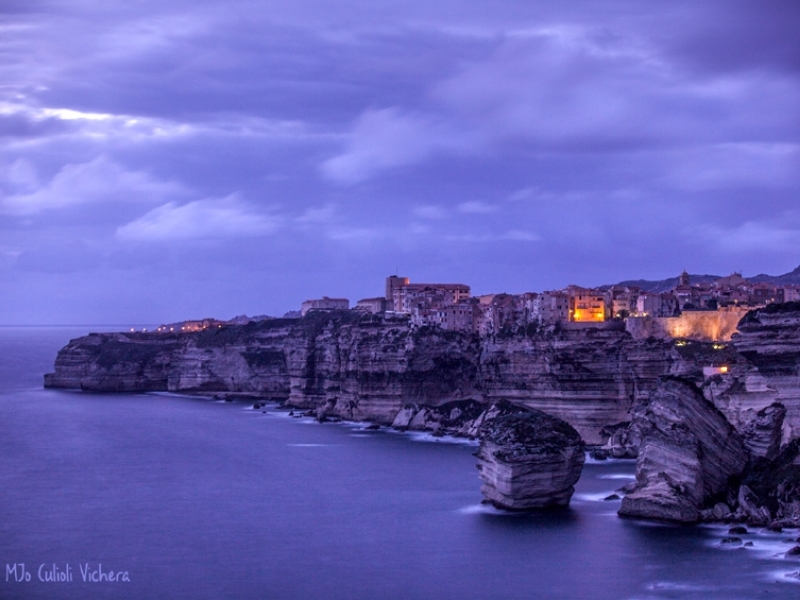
[44, 303, 800, 522]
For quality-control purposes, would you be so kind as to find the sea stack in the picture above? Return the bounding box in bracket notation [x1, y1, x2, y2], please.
[476, 409, 585, 510]
[619, 378, 749, 523]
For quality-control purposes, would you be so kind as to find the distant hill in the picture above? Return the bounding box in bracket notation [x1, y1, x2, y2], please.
[749, 264, 800, 285]
[604, 264, 800, 292]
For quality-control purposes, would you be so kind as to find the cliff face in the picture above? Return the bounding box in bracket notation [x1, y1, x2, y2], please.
[282, 316, 480, 425]
[45, 313, 697, 443]
[707, 303, 800, 442]
[44, 332, 181, 392]
[478, 326, 690, 443]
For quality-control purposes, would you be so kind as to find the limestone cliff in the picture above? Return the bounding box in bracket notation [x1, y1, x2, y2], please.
[43, 306, 800, 524]
[44, 332, 181, 392]
[45, 313, 697, 443]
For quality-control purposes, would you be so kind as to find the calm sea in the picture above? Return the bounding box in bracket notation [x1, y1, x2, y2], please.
[1, 327, 799, 599]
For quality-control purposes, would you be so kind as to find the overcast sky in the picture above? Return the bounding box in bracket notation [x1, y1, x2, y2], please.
[1, 1, 799, 324]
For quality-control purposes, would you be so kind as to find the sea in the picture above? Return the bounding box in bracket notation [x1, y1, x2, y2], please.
[1, 326, 799, 600]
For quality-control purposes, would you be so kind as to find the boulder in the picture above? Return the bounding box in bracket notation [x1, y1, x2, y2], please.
[728, 526, 748, 534]
[619, 378, 749, 523]
[475, 409, 585, 511]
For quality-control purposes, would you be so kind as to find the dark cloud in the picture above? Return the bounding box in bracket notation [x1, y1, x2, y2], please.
[0, 114, 70, 138]
[0, 1, 799, 323]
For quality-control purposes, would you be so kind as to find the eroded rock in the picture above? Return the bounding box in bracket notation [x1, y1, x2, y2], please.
[475, 409, 585, 511]
[738, 403, 786, 461]
[619, 378, 749, 523]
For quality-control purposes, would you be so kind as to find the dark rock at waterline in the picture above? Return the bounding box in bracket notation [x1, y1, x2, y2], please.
[712, 502, 732, 520]
[786, 546, 800, 557]
[728, 526, 748, 535]
[720, 537, 742, 546]
[590, 449, 608, 461]
[366, 423, 380, 430]
[475, 409, 585, 511]
[736, 439, 800, 526]
[604, 494, 621, 501]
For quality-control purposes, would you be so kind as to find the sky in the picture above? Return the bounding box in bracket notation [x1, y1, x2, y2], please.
[1, 0, 799, 324]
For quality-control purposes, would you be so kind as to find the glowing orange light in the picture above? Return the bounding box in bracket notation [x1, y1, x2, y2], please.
[720, 366, 728, 373]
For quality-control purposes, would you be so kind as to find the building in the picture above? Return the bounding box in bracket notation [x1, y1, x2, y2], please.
[385, 276, 470, 313]
[783, 285, 800, 302]
[567, 286, 607, 322]
[749, 283, 783, 305]
[155, 318, 226, 333]
[385, 276, 410, 308]
[607, 285, 640, 318]
[436, 300, 481, 333]
[532, 291, 570, 324]
[301, 296, 350, 315]
[636, 292, 678, 317]
[355, 297, 387, 314]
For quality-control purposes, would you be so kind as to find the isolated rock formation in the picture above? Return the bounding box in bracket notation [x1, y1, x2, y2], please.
[619, 378, 749, 523]
[475, 409, 585, 510]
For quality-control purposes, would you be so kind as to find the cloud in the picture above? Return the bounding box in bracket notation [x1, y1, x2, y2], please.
[296, 204, 336, 224]
[116, 194, 281, 241]
[321, 107, 473, 184]
[0, 156, 185, 215]
[458, 201, 496, 214]
[502, 229, 540, 241]
[413, 205, 447, 219]
[444, 229, 541, 243]
[694, 216, 800, 254]
[13, 240, 103, 274]
[663, 143, 800, 190]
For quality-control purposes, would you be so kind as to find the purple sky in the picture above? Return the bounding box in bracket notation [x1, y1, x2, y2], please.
[1, 1, 799, 324]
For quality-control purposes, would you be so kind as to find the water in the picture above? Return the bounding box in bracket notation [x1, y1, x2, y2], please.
[1, 327, 799, 599]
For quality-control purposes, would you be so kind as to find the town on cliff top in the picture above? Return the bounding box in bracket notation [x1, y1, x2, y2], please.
[152, 270, 800, 344]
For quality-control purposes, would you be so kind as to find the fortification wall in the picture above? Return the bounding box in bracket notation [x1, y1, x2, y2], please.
[626, 307, 750, 342]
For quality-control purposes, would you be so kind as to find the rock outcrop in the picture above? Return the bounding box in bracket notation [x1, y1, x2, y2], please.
[43, 332, 181, 392]
[619, 378, 749, 523]
[738, 403, 786, 461]
[475, 409, 585, 510]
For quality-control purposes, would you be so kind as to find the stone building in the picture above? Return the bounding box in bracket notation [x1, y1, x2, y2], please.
[566, 286, 607, 322]
[301, 296, 350, 315]
[385, 276, 470, 314]
[533, 291, 570, 324]
[636, 292, 678, 317]
[355, 297, 387, 314]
